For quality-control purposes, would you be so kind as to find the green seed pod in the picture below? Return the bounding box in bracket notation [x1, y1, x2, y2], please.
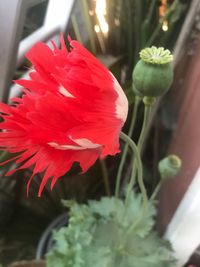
[132, 46, 174, 97]
[158, 154, 182, 180]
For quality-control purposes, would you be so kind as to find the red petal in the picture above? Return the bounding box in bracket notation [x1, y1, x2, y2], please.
[0, 34, 128, 196]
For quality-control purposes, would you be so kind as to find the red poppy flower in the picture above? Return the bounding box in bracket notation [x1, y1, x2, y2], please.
[0, 35, 128, 196]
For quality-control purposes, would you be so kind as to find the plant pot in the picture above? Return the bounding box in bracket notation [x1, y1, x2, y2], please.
[8, 260, 45, 267]
[36, 213, 68, 260]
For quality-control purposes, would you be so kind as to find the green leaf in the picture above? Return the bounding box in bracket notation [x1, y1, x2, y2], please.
[88, 197, 125, 221]
[124, 192, 156, 237]
[46, 192, 176, 267]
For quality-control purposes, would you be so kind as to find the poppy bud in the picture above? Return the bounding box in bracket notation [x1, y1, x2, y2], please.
[132, 46, 174, 97]
[158, 154, 182, 180]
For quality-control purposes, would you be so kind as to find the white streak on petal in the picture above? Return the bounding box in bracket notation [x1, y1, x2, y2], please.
[69, 136, 101, 149]
[59, 85, 74, 98]
[111, 73, 128, 122]
[48, 142, 86, 150]
[48, 138, 101, 151]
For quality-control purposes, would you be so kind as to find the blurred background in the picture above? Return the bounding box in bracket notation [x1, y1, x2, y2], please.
[0, 0, 200, 266]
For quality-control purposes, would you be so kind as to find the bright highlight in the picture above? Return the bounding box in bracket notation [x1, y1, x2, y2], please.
[95, 0, 109, 35]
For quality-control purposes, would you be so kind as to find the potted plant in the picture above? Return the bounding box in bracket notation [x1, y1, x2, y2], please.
[0, 36, 181, 266]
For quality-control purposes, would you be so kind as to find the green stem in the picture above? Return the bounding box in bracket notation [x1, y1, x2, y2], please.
[145, 22, 162, 47]
[127, 101, 153, 194]
[137, 103, 152, 153]
[71, 14, 83, 44]
[133, 0, 142, 63]
[115, 97, 141, 197]
[126, 0, 134, 67]
[124, 97, 156, 235]
[120, 133, 147, 207]
[146, 0, 157, 23]
[150, 181, 162, 201]
[146, 0, 178, 46]
[100, 159, 111, 196]
[0, 150, 10, 163]
[141, 0, 157, 47]
[80, 0, 96, 54]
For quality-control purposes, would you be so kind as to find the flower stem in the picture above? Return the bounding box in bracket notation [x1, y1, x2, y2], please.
[80, 0, 96, 54]
[119, 132, 147, 207]
[150, 181, 161, 201]
[125, 97, 155, 234]
[115, 97, 141, 197]
[100, 159, 111, 196]
[127, 97, 154, 194]
[137, 97, 154, 153]
[71, 14, 83, 44]
[146, 0, 178, 46]
[133, 0, 142, 63]
[141, 0, 157, 47]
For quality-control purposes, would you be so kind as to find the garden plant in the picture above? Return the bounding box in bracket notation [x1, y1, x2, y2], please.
[0, 34, 181, 267]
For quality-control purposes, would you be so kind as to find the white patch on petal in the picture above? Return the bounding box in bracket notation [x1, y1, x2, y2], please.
[69, 136, 101, 149]
[48, 138, 101, 151]
[59, 85, 74, 98]
[48, 142, 86, 150]
[110, 72, 128, 122]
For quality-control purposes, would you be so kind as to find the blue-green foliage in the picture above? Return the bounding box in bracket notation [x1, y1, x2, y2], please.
[46, 193, 175, 267]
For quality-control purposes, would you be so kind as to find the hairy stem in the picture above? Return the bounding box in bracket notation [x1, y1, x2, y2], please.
[100, 159, 111, 196]
[115, 97, 141, 197]
[137, 103, 152, 153]
[150, 181, 162, 201]
[127, 102, 152, 195]
[119, 132, 147, 207]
